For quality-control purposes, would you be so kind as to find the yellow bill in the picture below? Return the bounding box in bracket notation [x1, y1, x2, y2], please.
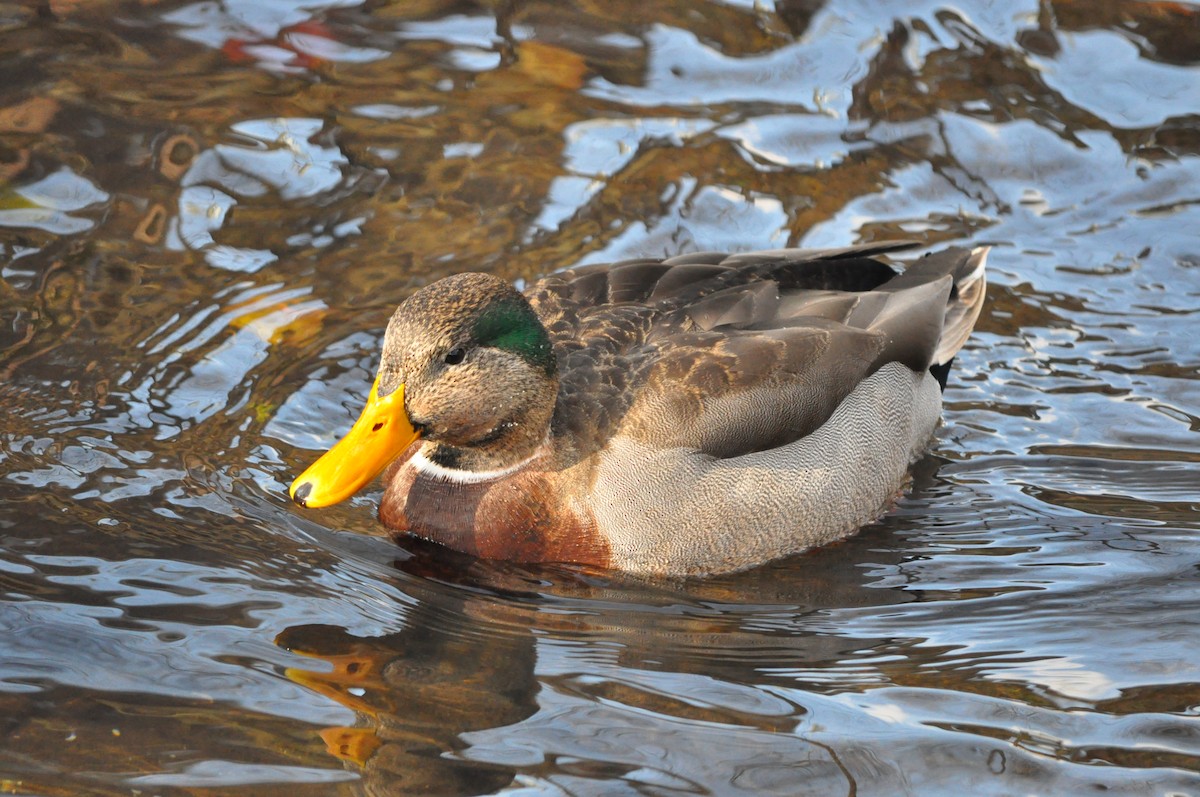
[290, 378, 420, 508]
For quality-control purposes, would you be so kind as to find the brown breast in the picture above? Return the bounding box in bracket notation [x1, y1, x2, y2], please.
[378, 448, 611, 567]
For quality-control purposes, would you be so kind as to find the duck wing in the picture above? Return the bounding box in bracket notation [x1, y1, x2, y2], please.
[528, 243, 986, 460]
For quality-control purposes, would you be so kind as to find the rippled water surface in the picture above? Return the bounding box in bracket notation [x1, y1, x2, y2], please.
[2, 0, 1199, 794]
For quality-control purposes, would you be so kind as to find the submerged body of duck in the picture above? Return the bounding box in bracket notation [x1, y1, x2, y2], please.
[290, 242, 987, 576]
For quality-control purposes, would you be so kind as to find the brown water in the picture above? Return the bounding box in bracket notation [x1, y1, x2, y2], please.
[1, 0, 1199, 794]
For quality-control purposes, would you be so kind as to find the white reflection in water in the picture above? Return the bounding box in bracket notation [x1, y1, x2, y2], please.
[0, 167, 109, 234]
[168, 118, 349, 273]
[586, 24, 872, 114]
[578, 178, 791, 263]
[1037, 30, 1200, 127]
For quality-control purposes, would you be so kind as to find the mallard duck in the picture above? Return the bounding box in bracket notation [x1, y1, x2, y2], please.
[290, 242, 987, 576]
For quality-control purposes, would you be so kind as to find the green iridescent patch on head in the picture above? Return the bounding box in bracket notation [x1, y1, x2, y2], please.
[473, 297, 555, 374]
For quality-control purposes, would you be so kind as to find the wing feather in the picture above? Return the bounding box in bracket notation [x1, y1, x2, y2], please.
[528, 242, 986, 461]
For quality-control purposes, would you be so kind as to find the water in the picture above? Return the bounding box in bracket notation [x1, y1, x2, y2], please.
[1, 0, 1198, 794]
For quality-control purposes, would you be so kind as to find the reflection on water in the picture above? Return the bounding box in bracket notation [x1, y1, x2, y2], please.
[1, 0, 1199, 794]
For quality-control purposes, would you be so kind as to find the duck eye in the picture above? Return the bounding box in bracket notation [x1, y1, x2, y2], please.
[443, 347, 467, 365]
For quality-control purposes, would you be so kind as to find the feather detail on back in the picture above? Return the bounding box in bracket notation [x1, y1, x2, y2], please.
[528, 243, 985, 461]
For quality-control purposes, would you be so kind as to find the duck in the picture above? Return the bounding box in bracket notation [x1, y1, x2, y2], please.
[290, 241, 987, 576]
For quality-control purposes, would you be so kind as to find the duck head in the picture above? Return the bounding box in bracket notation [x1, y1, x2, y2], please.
[290, 272, 558, 508]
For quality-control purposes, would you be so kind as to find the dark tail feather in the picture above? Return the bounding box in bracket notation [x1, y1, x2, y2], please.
[929, 357, 954, 392]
